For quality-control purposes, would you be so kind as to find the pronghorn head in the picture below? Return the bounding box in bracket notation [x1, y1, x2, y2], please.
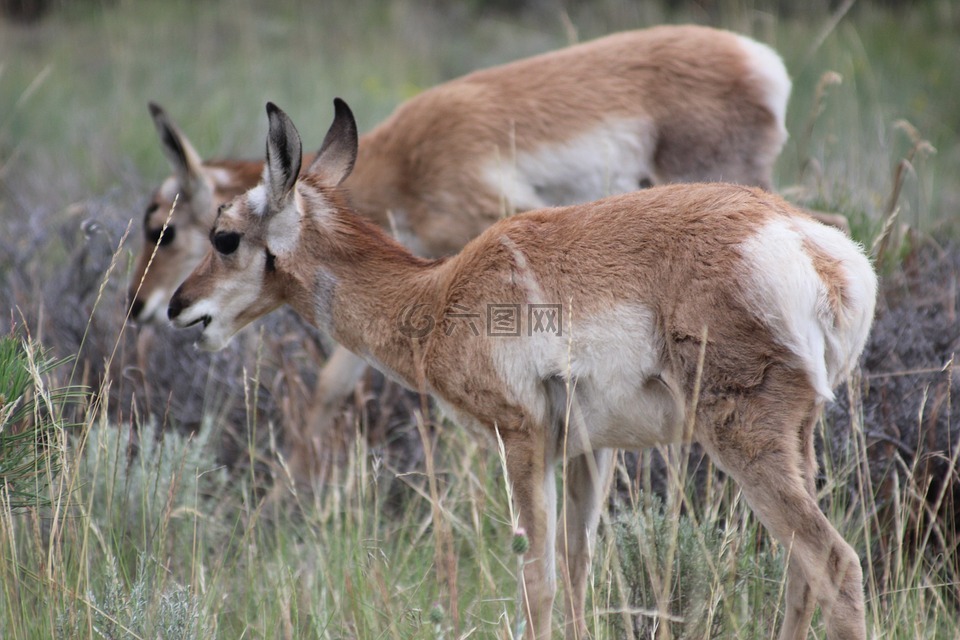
[128, 103, 260, 324]
[167, 100, 358, 351]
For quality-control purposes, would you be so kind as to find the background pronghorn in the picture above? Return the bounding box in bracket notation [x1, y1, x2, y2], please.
[169, 100, 876, 640]
[131, 24, 796, 478]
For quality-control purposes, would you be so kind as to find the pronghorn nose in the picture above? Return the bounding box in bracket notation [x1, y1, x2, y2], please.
[129, 298, 145, 320]
[167, 290, 185, 320]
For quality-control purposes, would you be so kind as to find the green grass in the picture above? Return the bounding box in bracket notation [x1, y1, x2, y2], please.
[0, 411, 523, 638]
[0, 333, 83, 511]
[1, 376, 958, 638]
[1, 1, 959, 638]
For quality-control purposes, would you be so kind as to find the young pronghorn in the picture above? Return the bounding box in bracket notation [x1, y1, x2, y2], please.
[169, 100, 875, 639]
[131, 25, 799, 478]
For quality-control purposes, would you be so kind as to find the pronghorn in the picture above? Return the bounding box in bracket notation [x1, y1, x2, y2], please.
[169, 100, 875, 640]
[133, 25, 799, 478]
[129, 103, 263, 324]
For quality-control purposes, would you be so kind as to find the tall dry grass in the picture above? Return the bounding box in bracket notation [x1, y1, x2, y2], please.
[0, 1, 958, 638]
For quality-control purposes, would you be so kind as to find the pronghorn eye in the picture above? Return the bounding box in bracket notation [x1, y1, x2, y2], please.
[212, 231, 241, 255]
[146, 225, 176, 246]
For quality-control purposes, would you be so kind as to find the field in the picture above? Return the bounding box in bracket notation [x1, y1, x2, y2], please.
[1, 0, 958, 638]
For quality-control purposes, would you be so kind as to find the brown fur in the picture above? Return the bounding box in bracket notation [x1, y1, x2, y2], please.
[169, 99, 874, 639]
[803, 236, 850, 319]
[346, 25, 786, 254]
[131, 26, 791, 319]
[129, 25, 809, 485]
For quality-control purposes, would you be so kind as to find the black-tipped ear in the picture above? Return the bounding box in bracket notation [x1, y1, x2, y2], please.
[307, 98, 358, 187]
[264, 102, 303, 210]
[148, 102, 205, 197]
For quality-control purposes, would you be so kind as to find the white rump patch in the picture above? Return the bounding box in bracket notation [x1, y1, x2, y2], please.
[735, 34, 791, 146]
[482, 118, 657, 213]
[738, 218, 876, 400]
[789, 216, 878, 385]
[739, 220, 831, 398]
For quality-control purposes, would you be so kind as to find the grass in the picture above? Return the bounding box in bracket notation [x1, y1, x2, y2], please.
[1, 0, 959, 638]
[0, 407, 520, 638]
[0, 333, 83, 511]
[1, 364, 957, 638]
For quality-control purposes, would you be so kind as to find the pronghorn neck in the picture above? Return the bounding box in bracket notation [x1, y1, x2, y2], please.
[285, 186, 442, 388]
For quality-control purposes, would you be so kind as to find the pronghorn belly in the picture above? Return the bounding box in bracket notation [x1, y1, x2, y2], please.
[490, 302, 685, 457]
[548, 375, 685, 458]
[482, 118, 658, 211]
[562, 306, 687, 454]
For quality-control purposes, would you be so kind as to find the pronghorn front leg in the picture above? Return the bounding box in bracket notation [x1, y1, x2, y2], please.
[505, 428, 558, 639]
[558, 449, 614, 639]
[288, 346, 370, 482]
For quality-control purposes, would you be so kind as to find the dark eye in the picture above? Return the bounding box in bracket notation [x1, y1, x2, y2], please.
[212, 231, 241, 255]
[146, 225, 176, 246]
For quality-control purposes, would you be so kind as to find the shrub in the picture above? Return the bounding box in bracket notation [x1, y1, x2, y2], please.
[0, 331, 83, 511]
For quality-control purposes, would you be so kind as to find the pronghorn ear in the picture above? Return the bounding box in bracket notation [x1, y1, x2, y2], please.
[264, 102, 303, 211]
[148, 102, 206, 198]
[307, 98, 358, 187]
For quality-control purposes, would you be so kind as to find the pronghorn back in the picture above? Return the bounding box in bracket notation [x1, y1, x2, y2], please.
[416, 185, 874, 452]
[131, 26, 789, 319]
[347, 25, 790, 254]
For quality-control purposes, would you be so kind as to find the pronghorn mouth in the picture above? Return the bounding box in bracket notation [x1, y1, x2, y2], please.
[183, 314, 212, 329]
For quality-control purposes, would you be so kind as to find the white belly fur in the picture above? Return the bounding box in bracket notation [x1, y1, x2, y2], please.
[492, 303, 685, 459]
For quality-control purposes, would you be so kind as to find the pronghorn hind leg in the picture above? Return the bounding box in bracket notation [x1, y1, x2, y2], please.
[778, 410, 821, 640]
[698, 389, 865, 640]
[741, 467, 864, 640]
[558, 449, 614, 640]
